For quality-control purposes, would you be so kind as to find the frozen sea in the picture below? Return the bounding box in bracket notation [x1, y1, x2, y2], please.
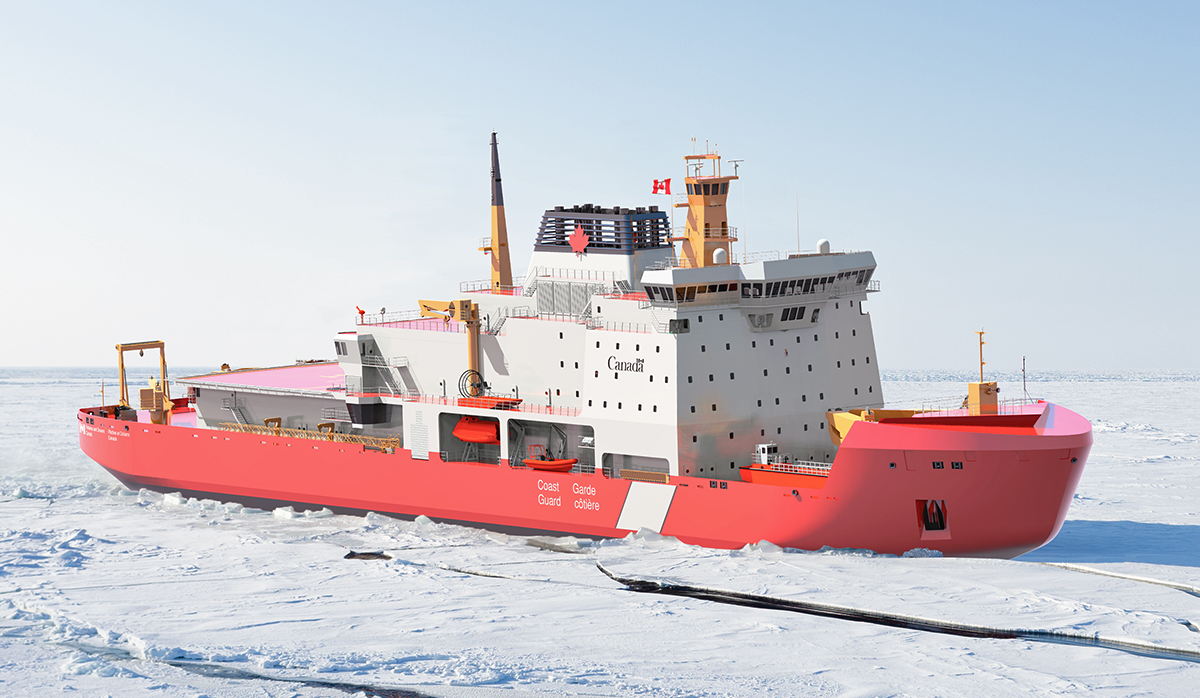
[1, 367, 1199, 697]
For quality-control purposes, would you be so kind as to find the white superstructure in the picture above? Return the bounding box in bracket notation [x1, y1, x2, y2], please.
[187, 143, 884, 482]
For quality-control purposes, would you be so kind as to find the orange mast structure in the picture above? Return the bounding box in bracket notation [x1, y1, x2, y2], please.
[674, 147, 738, 268]
[480, 132, 514, 290]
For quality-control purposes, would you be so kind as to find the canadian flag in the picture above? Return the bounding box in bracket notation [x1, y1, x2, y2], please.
[652, 178, 671, 195]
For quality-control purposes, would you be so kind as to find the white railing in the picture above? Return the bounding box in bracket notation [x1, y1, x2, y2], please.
[360, 355, 409, 368]
[585, 319, 653, 334]
[909, 396, 1046, 419]
[496, 305, 535, 318]
[529, 266, 621, 284]
[747, 458, 832, 477]
[320, 407, 351, 421]
[357, 309, 421, 325]
[734, 250, 784, 264]
[670, 225, 739, 240]
[460, 276, 526, 295]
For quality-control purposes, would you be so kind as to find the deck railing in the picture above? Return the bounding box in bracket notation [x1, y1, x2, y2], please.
[343, 389, 582, 418]
[907, 397, 1046, 419]
[747, 458, 833, 477]
[360, 355, 409, 367]
[218, 422, 400, 451]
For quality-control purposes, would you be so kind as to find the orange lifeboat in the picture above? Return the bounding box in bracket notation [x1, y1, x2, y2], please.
[522, 444, 577, 472]
[452, 416, 500, 445]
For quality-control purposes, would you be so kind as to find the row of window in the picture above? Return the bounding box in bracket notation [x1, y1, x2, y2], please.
[586, 399, 659, 412]
[690, 421, 826, 444]
[781, 307, 807, 322]
[687, 181, 729, 196]
[689, 393, 825, 413]
[645, 270, 873, 305]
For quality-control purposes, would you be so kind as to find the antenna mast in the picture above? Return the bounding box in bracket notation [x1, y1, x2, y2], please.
[975, 329, 987, 382]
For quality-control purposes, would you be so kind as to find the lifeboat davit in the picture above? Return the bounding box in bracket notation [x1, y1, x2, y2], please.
[452, 416, 500, 444]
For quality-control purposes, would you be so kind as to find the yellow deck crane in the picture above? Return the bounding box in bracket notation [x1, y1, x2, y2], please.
[418, 299, 486, 397]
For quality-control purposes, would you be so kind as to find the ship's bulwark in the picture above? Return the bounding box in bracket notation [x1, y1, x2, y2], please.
[79, 402, 1091, 558]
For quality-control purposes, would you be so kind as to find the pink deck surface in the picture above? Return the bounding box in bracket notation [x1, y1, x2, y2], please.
[181, 363, 344, 392]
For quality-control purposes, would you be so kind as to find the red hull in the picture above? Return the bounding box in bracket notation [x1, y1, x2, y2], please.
[77, 402, 1091, 557]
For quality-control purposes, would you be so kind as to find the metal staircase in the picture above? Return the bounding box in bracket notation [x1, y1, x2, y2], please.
[222, 398, 251, 425]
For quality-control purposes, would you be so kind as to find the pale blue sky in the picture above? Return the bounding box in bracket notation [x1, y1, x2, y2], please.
[2, 1, 1196, 372]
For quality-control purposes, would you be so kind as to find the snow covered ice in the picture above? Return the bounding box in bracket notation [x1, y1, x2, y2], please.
[2, 368, 1200, 696]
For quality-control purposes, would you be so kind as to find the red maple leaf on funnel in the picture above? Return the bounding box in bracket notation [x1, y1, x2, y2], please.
[569, 224, 590, 256]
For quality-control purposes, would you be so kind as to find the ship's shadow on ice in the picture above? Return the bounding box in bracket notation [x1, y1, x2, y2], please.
[1018, 520, 1200, 567]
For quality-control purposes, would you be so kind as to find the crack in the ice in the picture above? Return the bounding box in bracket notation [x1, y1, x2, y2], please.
[596, 564, 1200, 665]
[1038, 562, 1200, 599]
[58, 641, 436, 697]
